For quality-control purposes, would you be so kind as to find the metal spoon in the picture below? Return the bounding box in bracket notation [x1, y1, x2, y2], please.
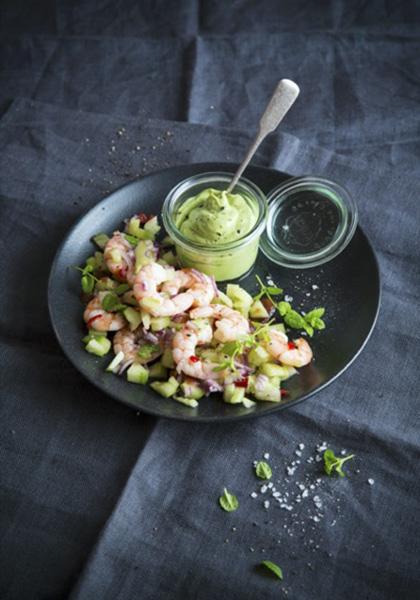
[226, 79, 300, 193]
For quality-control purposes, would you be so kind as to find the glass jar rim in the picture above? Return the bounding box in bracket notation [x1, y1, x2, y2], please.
[260, 175, 358, 269]
[162, 172, 268, 253]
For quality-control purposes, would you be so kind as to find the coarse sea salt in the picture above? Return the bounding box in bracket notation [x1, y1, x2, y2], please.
[298, 443, 305, 450]
[264, 500, 270, 509]
[263, 452, 270, 459]
[250, 492, 258, 498]
[368, 478, 375, 485]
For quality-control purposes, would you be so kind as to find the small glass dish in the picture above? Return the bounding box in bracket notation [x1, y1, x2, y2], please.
[162, 172, 267, 281]
[260, 176, 358, 268]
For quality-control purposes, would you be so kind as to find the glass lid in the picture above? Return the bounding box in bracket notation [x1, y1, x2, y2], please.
[260, 176, 358, 268]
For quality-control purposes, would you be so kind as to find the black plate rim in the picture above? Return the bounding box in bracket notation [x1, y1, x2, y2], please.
[48, 162, 381, 423]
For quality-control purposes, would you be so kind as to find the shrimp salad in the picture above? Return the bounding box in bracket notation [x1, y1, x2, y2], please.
[79, 212, 325, 409]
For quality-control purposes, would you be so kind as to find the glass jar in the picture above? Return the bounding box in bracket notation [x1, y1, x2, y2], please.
[162, 172, 267, 281]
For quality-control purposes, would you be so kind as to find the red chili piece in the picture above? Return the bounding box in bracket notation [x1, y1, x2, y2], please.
[188, 355, 200, 363]
[234, 377, 249, 388]
[281, 389, 289, 397]
[137, 212, 154, 224]
[287, 341, 296, 350]
[87, 314, 102, 328]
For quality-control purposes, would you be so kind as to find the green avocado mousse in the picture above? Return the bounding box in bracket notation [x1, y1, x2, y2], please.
[162, 173, 267, 281]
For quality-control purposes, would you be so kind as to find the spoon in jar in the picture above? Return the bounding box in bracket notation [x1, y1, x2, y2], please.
[226, 79, 300, 193]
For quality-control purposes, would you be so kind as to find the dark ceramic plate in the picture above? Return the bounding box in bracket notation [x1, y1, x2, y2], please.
[48, 163, 380, 422]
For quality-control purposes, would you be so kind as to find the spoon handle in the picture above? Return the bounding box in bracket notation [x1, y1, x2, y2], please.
[226, 79, 300, 193]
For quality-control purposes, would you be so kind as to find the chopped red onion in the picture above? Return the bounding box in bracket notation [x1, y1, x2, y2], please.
[201, 379, 224, 395]
[143, 330, 159, 344]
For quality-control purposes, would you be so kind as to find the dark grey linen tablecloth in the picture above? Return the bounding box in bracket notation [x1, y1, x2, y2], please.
[1, 2, 420, 599]
[1, 98, 419, 600]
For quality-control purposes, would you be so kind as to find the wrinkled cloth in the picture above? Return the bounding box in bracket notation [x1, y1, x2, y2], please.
[1, 2, 420, 599]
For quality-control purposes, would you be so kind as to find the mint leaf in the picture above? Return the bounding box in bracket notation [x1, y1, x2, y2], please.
[101, 293, 126, 313]
[305, 307, 325, 321]
[137, 344, 160, 359]
[284, 309, 306, 330]
[260, 560, 283, 580]
[219, 488, 239, 512]
[277, 301, 291, 316]
[265, 286, 283, 295]
[255, 461, 272, 480]
[222, 341, 241, 357]
[323, 449, 355, 477]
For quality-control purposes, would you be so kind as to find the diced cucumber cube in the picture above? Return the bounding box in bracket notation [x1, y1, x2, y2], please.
[92, 233, 110, 250]
[242, 397, 256, 408]
[211, 290, 233, 308]
[249, 299, 270, 320]
[161, 347, 175, 368]
[124, 307, 142, 331]
[85, 337, 111, 357]
[150, 376, 179, 398]
[150, 316, 171, 332]
[223, 383, 246, 404]
[259, 363, 292, 378]
[148, 362, 168, 380]
[173, 395, 199, 408]
[106, 351, 125, 373]
[181, 380, 205, 400]
[126, 363, 149, 384]
[248, 346, 271, 367]
[143, 216, 161, 237]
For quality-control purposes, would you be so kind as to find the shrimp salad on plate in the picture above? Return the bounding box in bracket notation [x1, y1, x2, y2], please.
[78, 212, 326, 408]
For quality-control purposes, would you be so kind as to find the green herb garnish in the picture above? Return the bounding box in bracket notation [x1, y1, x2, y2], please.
[137, 344, 160, 359]
[74, 264, 99, 294]
[115, 283, 130, 295]
[323, 449, 355, 477]
[254, 275, 283, 304]
[101, 292, 127, 313]
[213, 321, 274, 373]
[260, 560, 283, 580]
[219, 488, 239, 512]
[124, 233, 140, 246]
[255, 461, 272, 480]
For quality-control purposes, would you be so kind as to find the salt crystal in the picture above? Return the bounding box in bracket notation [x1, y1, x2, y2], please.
[298, 443, 305, 450]
[273, 492, 281, 498]
[287, 466, 296, 476]
[261, 485, 268, 494]
[340, 449, 347, 455]
[306, 292, 311, 297]
[284, 295, 293, 302]
[297, 483, 306, 491]
[295, 450, 302, 457]
[302, 489, 309, 498]
[310, 484, 315, 490]
[315, 455, 322, 462]
[264, 500, 270, 509]
[250, 492, 258, 498]
[312, 284, 319, 290]
[313, 516, 320, 522]
[368, 478, 375, 485]
[317, 442, 327, 453]
[263, 452, 270, 459]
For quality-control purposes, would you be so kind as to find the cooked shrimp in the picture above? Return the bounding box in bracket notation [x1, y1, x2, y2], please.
[161, 268, 216, 307]
[172, 320, 216, 379]
[265, 329, 289, 360]
[189, 305, 250, 342]
[113, 327, 161, 366]
[83, 294, 126, 331]
[279, 338, 313, 367]
[104, 232, 135, 283]
[133, 263, 194, 317]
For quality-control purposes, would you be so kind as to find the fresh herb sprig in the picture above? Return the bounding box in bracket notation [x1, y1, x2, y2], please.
[260, 560, 283, 580]
[74, 265, 99, 294]
[254, 276, 326, 337]
[219, 488, 239, 512]
[255, 461, 272, 480]
[323, 449, 355, 477]
[213, 321, 274, 373]
[254, 275, 283, 306]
